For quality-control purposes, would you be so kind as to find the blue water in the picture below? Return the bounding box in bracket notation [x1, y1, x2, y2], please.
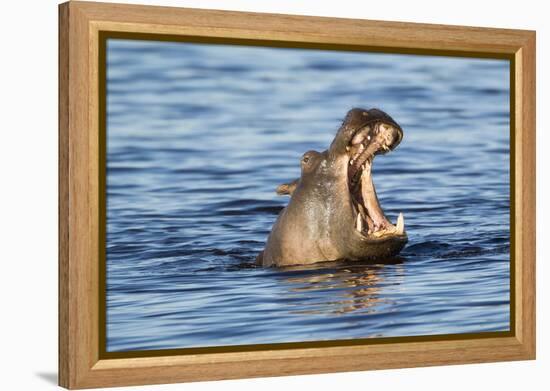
[106, 39, 510, 352]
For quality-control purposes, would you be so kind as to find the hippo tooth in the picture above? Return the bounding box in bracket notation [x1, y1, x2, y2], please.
[356, 214, 363, 232]
[350, 159, 354, 165]
[346, 146, 350, 151]
[372, 229, 386, 238]
[396, 212, 405, 234]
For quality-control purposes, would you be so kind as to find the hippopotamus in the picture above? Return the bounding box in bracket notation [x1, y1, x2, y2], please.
[257, 108, 407, 267]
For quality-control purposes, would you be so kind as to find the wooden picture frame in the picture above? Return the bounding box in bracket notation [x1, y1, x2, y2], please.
[59, 1, 536, 389]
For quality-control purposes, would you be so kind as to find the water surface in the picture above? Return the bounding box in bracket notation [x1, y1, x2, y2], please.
[106, 40, 510, 351]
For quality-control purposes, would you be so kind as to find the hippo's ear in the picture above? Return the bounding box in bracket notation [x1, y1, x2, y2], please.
[276, 178, 299, 196]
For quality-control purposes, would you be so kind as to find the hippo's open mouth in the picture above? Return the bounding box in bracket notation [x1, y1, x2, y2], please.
[346, 121, 406, 239]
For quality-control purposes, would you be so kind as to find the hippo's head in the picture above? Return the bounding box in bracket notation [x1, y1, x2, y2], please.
[260, 108, 407, 267]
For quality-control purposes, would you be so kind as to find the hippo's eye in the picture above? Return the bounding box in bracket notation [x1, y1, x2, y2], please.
[302, 156, 310, 164]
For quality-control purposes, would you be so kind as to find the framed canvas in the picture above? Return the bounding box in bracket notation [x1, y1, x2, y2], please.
[58, 1, 536, 389]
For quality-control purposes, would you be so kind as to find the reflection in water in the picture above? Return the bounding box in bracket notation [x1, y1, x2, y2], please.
[282, 261, 404, 315]
[106, 40, 510, 351]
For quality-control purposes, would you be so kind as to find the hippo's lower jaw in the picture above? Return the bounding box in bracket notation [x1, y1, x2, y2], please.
[346, 121, 406, 242]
